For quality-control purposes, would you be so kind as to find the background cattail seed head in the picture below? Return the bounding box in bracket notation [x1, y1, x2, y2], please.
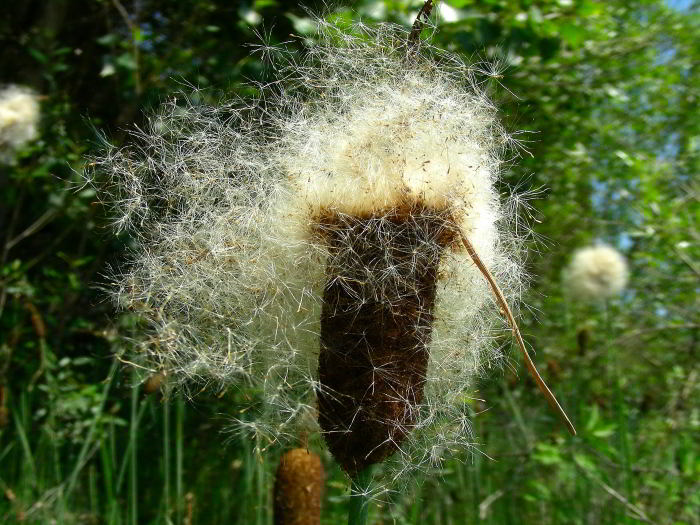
[0, 85, 39, 163]
[564, 245, 629, 301]
[274, 448, 323, 525]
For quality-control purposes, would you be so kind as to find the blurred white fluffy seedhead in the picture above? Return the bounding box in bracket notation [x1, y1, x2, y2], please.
[90, 17, 528, 484]
[564, 245, 629, 301]
[0, 85, 40, 163]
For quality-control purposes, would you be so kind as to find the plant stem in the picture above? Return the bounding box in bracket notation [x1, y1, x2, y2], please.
[130, 370, 138, 525]
[256, 442, 265, 525]
[163, 398, 170, 521]
[176, 397, 184, 525]
[348, 467, 372, 525]
[459, 229, 576, 435]
[605, 301, 635, 522]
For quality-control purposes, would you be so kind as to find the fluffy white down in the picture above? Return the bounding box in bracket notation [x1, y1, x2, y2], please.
[92, 18, 527, 486]
[0, 86, 40, 163]
[275, 74, 502, 264]
[564, 245, 629, 301]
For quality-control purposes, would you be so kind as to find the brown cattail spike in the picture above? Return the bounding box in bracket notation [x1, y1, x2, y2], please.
[274, 448, 324, 525]
[143, 371, 166, 395]
[316, 204, 457, 475]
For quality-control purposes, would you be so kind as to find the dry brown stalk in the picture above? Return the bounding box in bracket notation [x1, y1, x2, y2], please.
[458, 228, 576, 435]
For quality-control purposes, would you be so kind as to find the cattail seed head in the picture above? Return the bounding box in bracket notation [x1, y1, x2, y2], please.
[564, 245, 629, 301]
[0, 85, 39, 163]
[90, 17, 527, 484]
[274, 448, 323, 525]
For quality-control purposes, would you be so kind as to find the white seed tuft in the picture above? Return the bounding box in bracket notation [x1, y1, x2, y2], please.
[564, 244, 629, 301]
[0, 85, 40, 163]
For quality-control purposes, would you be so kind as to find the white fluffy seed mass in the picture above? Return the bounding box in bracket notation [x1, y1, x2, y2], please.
[564, 245, 629, 301]
[0, 85, 39, 163]
[91, 19, 527, 481]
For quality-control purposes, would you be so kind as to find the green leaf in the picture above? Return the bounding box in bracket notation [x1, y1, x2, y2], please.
[447, 0, 474, 7]
[573, 453, 598, 473]
[132, 27, 144, 43]
[528, 6, 544, 25]
[585, 404, 600, 432]
[560, 23, 586, 47]
[253, 0, 279, 8]
[116, 52, 137, 70]
[286, 13, 316, 35]
[577, 0, 602, 17]
[28, 48, 48, 64]
[96, 33, 118, 46]
[533, 443, 563, 465]
[592, 424, 616, 439]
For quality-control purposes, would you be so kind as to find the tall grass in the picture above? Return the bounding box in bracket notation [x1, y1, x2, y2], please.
[0, 314, 695, 525]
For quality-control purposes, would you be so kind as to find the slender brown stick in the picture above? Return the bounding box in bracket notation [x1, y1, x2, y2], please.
[459, 229, 577, 436]
[408, 0, 434, 47]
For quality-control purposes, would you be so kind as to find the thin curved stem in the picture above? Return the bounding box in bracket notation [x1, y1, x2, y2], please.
[459, 229, 577, 436]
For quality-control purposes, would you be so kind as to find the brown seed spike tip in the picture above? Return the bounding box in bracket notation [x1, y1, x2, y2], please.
[143, 371, 166, 395]
[316, 204, 458, 475]
[274, 449, 324, 525]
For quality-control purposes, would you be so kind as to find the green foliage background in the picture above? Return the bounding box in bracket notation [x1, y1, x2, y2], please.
[0, 0, 697, 523]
